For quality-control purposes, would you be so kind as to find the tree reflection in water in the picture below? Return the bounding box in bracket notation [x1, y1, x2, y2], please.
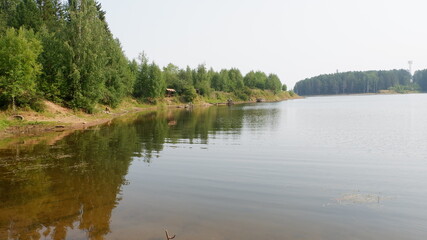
[0, 105, 278, 240]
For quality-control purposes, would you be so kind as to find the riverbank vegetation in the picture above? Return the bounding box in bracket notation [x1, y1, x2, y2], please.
[413, 69, 427, 92]
[0, 0, 293, 116]
[294, 69, 427, 96]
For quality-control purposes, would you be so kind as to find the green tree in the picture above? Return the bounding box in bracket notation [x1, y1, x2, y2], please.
[178, 66, 193, 86]
[243, 71, 256, 88]
[216, 69, 230, 91]
[10, 0, 42, 31]
[0, 0, 20, 31]
[265, 74, 282, 94]
[244, 71, 267, 90]
[37, 25, 69, 102]
[63, 0, 110, 112]
[181, 85, 197, 102]
[210, 71, 221, 91]
[133, 55, 165, 101]
[101, 38, 135, 107]
[193, 64, 211, 96]
[294, 69, 413, 96]
[164, 63, 188, 93]
[414, 69, 427, 92]
[228, 68, 244, 91]
[37, 0, 64, 29]
[282, 84, 287, 91]
[0, 27, 42, 110]
[133, 53, 149, 99]
[147, 62, 166, 99]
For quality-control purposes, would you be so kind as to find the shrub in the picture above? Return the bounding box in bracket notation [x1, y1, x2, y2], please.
[181, 86, 197, 102]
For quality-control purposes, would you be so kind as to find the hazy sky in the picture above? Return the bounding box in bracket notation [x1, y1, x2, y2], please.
[98, 0, 427, 88]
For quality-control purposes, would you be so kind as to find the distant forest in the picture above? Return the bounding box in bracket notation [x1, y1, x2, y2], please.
[294, 69, 427, 96]
[0, 0, 288, 112]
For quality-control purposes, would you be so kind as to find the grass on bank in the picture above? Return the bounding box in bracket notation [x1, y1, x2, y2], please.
[384, 84, 421, 94]
[0, 113, 52, 131]
[0, 90, 299, 132]
[199, 90, 297, 104]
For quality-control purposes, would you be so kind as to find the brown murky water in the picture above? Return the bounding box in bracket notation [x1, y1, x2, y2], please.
[1, 94, 427, 240]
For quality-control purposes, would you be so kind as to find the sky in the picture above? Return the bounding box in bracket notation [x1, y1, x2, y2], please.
[98, 0, 427, 88]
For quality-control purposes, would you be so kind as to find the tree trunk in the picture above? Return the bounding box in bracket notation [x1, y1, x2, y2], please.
[12, 95, 16, 112]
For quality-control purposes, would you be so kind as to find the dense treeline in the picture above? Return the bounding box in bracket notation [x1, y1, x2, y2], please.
[294, 69, 412, 96]
[413, 69, 427, 92]
[0, 0, 288, 112]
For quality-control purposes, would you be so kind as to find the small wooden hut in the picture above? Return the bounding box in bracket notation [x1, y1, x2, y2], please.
[166, 88, 176, 97]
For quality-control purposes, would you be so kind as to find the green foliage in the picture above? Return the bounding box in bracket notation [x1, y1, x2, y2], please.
[63, 0, 111, 112]
[294, 69, 412, 95]
[29, 98, 46, 112]
[101, 38, 135, 108]
[10, 0, 42, 30]
[131, 58, 286, 102]
[228, 68, 244, 91]
[388, 83, 420, 93]
[414, 69, 427, 92]
[0, 10, 7, 33]
[0, 27, 42, 110]
[196, 79, 212, 96]
[234, 87, 252, 101]
[38, 0, 63, 28]
[212, 70, 228, 91]
[178, 66, 193, 86]
[218, 69, 232, 92]
[37, 25, 68, 102]
[193, 64, 211, 96]
[0, 0, 290, 112]
[282, 84, 287, 91]
[181, 85, 197, 102]
[0, 119, 9, 130]
[243, 71, 256, 88]
[265, 74, 282, 94]
[133, 54, 149, 99]
[244, 71, 268, 90]
[148, 62, 166, 99]
[133, 56, 165, 102]
[164, 63, 189, 94]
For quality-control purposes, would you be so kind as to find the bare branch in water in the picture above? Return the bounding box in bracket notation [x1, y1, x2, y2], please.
[165, 229, 176, 240]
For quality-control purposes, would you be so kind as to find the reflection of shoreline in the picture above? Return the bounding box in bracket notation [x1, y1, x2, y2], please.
[0, 128, 82, 150]
[0, 106, 154, 140]
[0, 121, 137, 240]
[0, 109, 157, 150]
[0, 103, 281, 239]
[0, 95, 301, 143]
[0, 104, 210, 148]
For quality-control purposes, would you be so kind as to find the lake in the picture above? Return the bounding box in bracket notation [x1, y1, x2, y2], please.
[1, 94, 427, 240]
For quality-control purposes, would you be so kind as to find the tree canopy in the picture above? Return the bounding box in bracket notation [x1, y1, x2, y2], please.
[0, 0, 288, 111]
[414, 70, 427, 92]
[0, 27, 42, 110]
[294, 70, 412, 96]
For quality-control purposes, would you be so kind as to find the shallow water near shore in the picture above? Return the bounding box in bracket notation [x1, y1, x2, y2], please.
[1, 94, 427, 240]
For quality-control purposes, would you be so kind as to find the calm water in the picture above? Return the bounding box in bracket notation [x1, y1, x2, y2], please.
[1, 94, 427, 240]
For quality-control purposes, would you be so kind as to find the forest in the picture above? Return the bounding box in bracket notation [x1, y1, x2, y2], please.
[294, 69, 427, 96]
[0, 0, 288, 113]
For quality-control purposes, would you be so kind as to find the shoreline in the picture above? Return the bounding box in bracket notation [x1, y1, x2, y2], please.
[298, 91, 423, 98]
[0, 96, 301, 141]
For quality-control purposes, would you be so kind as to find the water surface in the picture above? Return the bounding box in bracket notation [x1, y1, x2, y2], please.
[1, 94, 427, 240]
